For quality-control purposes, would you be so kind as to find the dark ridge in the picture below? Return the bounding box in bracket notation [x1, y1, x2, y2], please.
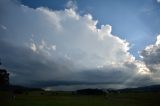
[118, 85, 160, 93]
[0, 84, 43, 92]
[76, 88, 106, 95]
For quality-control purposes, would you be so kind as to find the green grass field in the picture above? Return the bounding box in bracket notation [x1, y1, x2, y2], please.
[1, 91, 160, 106]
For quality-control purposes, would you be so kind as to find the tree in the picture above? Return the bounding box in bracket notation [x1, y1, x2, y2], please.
[0, 60, 9, 86]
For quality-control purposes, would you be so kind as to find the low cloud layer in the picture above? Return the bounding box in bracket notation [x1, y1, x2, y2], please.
[0, 0, 159, 90]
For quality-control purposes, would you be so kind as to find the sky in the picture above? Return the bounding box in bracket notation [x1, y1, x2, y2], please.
[0, 0, 160, 91]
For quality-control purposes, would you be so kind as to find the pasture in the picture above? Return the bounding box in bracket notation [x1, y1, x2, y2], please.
[0, 91, 160, 106]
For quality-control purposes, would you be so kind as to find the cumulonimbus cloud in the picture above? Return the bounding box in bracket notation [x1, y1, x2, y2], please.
[0, 0, 159, 90]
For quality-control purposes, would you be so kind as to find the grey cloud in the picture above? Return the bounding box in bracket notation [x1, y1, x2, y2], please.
[0, 40, 75, 85]
[141, 36, 160, 72]
[0, 39, 150, 88]
[141, 46, 160, 65]
[140, 35, 160, 84]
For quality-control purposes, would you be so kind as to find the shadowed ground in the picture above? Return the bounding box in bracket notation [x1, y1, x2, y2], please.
[1, 91, 160, 106]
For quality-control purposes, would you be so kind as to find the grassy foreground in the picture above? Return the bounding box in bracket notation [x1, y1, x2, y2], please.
[0, 91, 160, 106]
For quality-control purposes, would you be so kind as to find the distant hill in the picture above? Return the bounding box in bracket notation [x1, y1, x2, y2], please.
[76, 88, 106, 95]
[0, 85, 43, 92]
[118, 85, 160, 92]
[76, 85, 160, 95]
[1, 84, 160, 93]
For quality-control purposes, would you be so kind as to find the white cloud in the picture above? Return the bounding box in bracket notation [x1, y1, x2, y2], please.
[66, 0, 78, 10]
[51, 45, 56, 51]
[30, 42, 37, 52]
[157, 0, 160, 3]
[0, 0, 154, 89]
[156, 35, 160, 45]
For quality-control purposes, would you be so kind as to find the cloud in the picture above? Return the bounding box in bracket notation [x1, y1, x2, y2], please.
[140, 35, 160, 83]
[157, 0, 160, 3]
[0, 24, 7, 30]
[66, 0, 78, 10]
[141, 35, 160, 66]
[0, 0, 155, 90]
